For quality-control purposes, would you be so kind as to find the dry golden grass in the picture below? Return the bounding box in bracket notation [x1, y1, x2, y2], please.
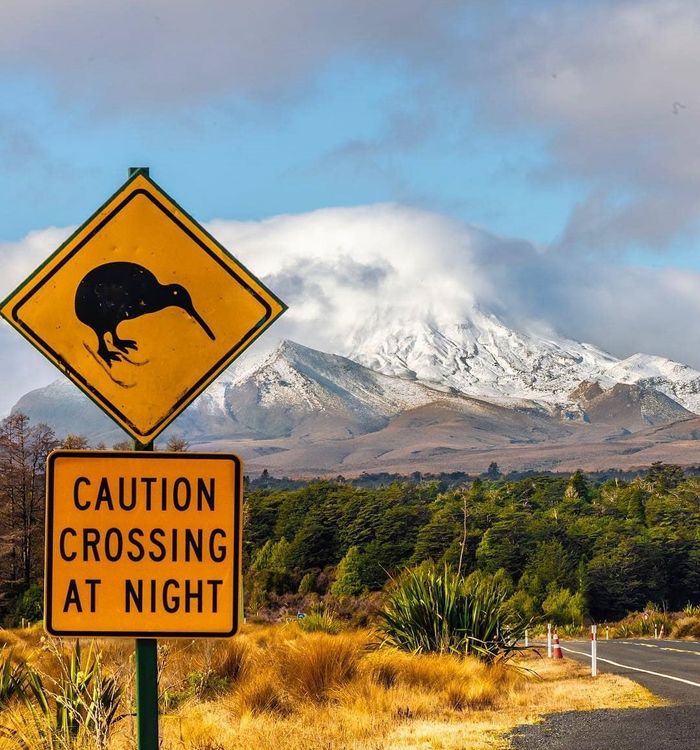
[672, 615, 700, 638]
[0, 623, 660, 750]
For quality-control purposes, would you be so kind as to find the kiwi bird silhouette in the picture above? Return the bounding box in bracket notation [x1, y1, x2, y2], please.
[75, 262, 215, 366]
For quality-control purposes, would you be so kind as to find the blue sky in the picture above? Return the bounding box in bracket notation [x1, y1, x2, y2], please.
[0, 54, 574, 248]
[3, 1, 700, 413]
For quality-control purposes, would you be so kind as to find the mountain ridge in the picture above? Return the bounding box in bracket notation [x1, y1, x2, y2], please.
[347, 306, 700, 413]
[10, 306, 700, 474]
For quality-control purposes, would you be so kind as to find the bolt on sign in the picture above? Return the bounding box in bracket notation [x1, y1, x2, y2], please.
[0, 169, 286, 443]
[45, 451, 242, 637]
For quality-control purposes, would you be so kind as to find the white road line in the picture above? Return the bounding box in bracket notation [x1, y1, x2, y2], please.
[560, 646, 700, 688]
[617, 642, 700, 656]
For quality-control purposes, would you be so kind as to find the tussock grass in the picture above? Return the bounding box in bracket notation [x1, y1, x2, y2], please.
[276, 632, 365, 702]
[212, 637, 253, 684]
[234, 670, 291, 716]
[0, 625, 660, 750]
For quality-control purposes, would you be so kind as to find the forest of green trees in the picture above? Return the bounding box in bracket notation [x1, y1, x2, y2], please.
[245, 463, 700, 624]
[0, 412, 698, 627]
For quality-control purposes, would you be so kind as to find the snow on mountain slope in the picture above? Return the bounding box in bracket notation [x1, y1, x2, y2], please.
[602, 353, 700, 413]
[223, 340, 462, 431]
[347, 306, 618, 407]
[347, 306, 700, 414]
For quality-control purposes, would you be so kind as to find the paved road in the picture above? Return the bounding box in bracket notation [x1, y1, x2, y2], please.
[511, 639, 700, 749]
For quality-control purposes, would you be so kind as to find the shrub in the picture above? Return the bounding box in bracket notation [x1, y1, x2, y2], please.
[331, 546, 365, 598]
[611, 607, 673, 638]
[12, 640, 124, 750]
[379, 564, 528, 662]
[542, 587, 586, 628]
[11, 585, 43, 627]
[297, 607, 341, 635]
[298, 572, 317, 595]
[672, 616, 700, 639]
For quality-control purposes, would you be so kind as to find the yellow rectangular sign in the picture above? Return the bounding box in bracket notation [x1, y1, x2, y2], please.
[45, 451, 242, 638]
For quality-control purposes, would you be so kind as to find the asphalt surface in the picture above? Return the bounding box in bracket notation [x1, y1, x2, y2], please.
[510, 639, 700, 750]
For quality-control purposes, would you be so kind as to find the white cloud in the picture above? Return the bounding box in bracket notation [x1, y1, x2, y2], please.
[209, 205, 700, 369]
[3, 205, 700, 416]
[208, 205, 488, 354]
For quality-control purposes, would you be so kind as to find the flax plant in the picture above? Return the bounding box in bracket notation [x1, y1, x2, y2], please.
[379, 565, 529, 661]
[0, 640, 124, 750]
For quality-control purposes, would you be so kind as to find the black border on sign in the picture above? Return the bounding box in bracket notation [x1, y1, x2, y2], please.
[8, 182, 283, 441]
[44, 451, 242, 638]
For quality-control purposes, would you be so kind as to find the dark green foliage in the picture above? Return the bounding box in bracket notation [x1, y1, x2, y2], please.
[646, 462, 685, 491]
[567, 470, 591, 501]
[475, 510, 535, 578]
[242, 468, 700, 622]
[245, 465, 700, 624]
[11, 583, 43, 626]
[486, 462, 501, 480]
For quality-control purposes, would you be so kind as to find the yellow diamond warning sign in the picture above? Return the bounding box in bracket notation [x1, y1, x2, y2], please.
[45, 451, 242, 637]
[0, 170, 286, 442]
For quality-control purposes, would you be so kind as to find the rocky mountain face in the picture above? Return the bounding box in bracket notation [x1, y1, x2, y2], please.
[569, 380, 692, 431]
[11, 308, 700, 475]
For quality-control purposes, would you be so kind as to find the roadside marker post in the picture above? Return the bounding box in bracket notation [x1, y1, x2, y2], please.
[4, 167, 285, 750]
[591, 624, 598, 677]
[547, 623, 552, 658]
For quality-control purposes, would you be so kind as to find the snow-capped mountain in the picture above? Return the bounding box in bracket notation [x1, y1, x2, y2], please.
[348, 307, 616, 404]
[347, 306, 700, 414]
[200, 340, 455, 441]
[10, 305, 700, 474]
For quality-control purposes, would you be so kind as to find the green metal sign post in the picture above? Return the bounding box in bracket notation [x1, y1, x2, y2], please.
[134, 436, 158, 749]
[130, 168, 159, 750]
[135, 638, 158, 750]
